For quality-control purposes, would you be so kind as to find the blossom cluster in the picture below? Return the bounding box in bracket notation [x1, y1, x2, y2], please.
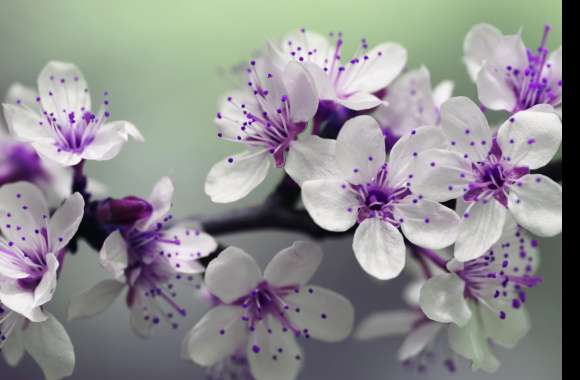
[0, 23, 562, 380]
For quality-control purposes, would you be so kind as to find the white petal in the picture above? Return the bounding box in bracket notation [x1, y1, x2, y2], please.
[22, 313, 75, 380]
[340, 42, 407, 94]
[284, 61, 318, 122]
[0, 239, 29, 279]
[543, 47, 562, 104]
[247, 316, 303, 380]
[158, 225, 217, 274]
[480, 301, 530, 349]
[398, 322, 443, 361]
[205, 150, 271, 203]
[37, 61, 91, 119]
[2, 324, 25, 366]
[497, 108, 562, 169]
[354, 310, 416, 340]
[81, 121, 136, 161]
[335, 115, 386, 184]
[397, 199, 460, 249]
[32, 253, 59, 308]
[31, 142, 83, 167]
[186, 305, 246, 366]
[67, 280, 125, 320]
[303, 63, 336, 100]
[419, 273, 471, 326]
[301, 179, 359, 232]
[2, 103, 51, 142]
[205, 247, 262, 304]
[441, 97, 492, 161]
[388, 126, 447, 188]
[48, 192, 84, 251]
[432, 80, 455, 108]
[447, 308, 500, 373]
[463, 23, 503, 81]
[476, 64, 517, 112]
[336, 92, 383, 111]
[353, 218, 406, 280]
[409, 148, 472, 202]
[0, 181, 50, 251]
[285, 137, 340, 186]
[136, 176, 174, 231]
[508, 174, 562, 237]
[264, 241, 323, 287]
[5, 83, 39, 111]
[0, 282, 47, 322]
[99, 230, 129, 279]
[285, 285, 355, 342]
[454, 200, 507, 262]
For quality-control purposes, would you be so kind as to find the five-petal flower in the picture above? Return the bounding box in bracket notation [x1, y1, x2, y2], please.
[412, 97, 562, 261]
[184, 242, 354, 380]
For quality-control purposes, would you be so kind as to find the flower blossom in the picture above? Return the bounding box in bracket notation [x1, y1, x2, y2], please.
[0, 182, 84, 321]
[374, 66, 454, 150]
[2, 61, 143, 167]
[463, 23, 562, 113]
[0, 182, 82, 380]
[419, 217, 540, 372]
[1, 305, 75, 380]
[206, 57, 319, 203]
[67, 177, 217, 336]
[1, 84, 105, 202]
[355, 249, 456, 373]
[412, 97, 562, 261]
[184, 242, 355, 380]
[286, 115, 460, 280]
[271, 28, 407, 111]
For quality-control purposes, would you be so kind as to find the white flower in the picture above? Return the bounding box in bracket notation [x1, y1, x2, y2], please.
[2, 61, 143, 167]
[1, 307, 75, 380]
[418, 217, 540, 372]
[286, 115, 460, 280]
[205, 58, 319, 203]
[1, 83, 107, 203]
[355, 249, 452, 371]
[0, 182, 84, 321]
[374, 66, 454, 147]
[463, 23, 562, 113]
[412, 97, 562, 261]
[184, 242, 355, 380]
[272, 28, 407, 111]
[67, 177, 217, 337]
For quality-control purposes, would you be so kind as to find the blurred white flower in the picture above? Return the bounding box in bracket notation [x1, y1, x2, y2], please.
[67, 177, 216, 337]
[464, 23, 562, 113]
[419, 216, 540, 372]
[2, 61, 143, 167]
[184, 242, 354, 380]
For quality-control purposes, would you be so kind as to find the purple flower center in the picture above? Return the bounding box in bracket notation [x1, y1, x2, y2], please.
[501, 25, 561, 112]
[464, 141, 528, 207]
[234, 281, 302, 336]
[352, 165, 411, 224]
[456, 225, 541, 320]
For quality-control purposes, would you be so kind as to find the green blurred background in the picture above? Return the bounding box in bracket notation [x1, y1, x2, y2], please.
[0, 1, 561, 379]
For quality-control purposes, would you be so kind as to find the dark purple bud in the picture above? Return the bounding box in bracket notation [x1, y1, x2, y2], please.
[96, 196, 153, 226]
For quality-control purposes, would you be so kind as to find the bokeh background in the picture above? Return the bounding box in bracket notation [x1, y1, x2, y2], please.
[0, 1, 562, 379]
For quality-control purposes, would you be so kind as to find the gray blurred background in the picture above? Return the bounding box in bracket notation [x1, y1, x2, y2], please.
[0, 1, 561, 379]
